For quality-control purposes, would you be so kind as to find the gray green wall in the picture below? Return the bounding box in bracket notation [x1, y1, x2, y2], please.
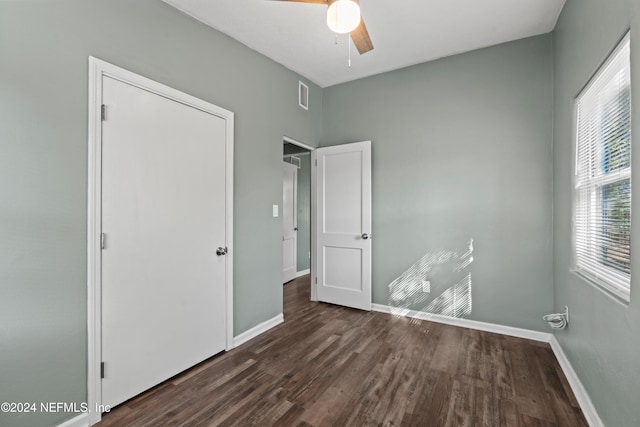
[296, 155, 311, 272]
[0, 1, 321, 426]
[322, 35, 554, 331]
[552, 0, 640, 425]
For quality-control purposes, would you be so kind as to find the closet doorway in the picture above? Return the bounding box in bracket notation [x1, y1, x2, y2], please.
[283, 137, 313, 284]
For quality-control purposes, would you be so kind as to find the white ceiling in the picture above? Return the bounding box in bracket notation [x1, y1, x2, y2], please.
[163, 0, 565, 88]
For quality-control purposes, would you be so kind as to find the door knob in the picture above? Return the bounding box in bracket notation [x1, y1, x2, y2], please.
[361, 233, 370, 240]
[216, 247, 227, 256]
[294, 227, 299, 231]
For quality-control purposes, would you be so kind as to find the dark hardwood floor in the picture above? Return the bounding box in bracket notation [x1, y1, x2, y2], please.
[97, 275, 587, 426]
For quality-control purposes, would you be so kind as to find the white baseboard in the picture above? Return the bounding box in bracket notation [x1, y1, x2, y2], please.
[233, 313, 284, 348]
[295, 269, 310, 278]
[57, 413, 89, 427]
[549, 336, 604, 427]
[371, 303, 552, 342]
[371, 303, 603, 427]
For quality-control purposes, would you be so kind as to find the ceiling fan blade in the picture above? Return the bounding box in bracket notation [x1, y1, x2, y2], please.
[269, 0, 328, 4]
[350, 18, 374, 54]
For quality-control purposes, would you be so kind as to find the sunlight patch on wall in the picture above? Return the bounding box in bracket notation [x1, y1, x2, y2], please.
[387, 239, 473, 318]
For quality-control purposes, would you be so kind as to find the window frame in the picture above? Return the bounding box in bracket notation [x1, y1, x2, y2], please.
[572, 32, 632, 302]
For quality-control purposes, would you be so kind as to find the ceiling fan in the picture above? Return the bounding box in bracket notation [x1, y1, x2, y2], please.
[272, 0, 374, 54]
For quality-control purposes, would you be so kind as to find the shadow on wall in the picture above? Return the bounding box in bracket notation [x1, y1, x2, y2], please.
[388, 239, 473, 318]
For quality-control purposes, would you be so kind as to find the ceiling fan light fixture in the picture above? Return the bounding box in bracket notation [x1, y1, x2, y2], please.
[326, 0, 361, 34]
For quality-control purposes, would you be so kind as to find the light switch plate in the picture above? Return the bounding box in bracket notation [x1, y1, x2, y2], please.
[272, 204, 279, 217]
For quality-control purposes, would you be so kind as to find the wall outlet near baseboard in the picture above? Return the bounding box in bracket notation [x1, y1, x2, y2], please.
[421, 280, 431, 293]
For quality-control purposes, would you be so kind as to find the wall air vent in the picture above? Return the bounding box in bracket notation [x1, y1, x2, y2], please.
[298, 81, 309, 111]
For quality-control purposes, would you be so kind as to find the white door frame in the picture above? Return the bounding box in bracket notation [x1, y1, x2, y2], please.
[87, 57, 234, 425]
[283, 136, 318, 300]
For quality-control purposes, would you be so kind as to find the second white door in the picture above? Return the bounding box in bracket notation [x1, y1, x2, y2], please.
[315, 141, 372, 310]
[283, 162, 298, 283]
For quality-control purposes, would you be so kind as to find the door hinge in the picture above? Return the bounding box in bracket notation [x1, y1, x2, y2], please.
[100, 233, 106, 250]
[100, 362, 105, 379]
[315, 159, 317, 166]
[315, 277, 317, 284]
[101, 104, 106, 121]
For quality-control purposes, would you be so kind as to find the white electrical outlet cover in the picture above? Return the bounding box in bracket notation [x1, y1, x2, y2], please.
[272, 204, 279, 217]
[421, 280, 431, 293]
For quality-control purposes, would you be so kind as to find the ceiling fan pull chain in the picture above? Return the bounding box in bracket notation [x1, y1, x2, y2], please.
[348, 34, 352, 67]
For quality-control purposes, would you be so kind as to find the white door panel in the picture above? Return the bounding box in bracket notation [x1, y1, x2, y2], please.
[101, 76, 227, 408]
[283, 238, 296, 271]
[283, 162, 298, 283]
[323, 151, 363, 234]
[315, 141, 371, 310]
[324, 246, 363, 291]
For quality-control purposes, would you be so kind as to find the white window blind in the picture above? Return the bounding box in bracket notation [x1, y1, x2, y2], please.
[574, 34, 632, 301]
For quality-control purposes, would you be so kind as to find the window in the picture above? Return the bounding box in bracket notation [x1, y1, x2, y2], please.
[574, 33, 632, 301]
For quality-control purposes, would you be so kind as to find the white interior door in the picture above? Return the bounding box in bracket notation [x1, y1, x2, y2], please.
[283, 162, 298, 283]
[101, 76, 227, 408]
[315, 141, 371, 310]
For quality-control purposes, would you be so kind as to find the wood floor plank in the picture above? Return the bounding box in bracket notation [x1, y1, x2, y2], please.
[499, 398, 521, 427]
[509, 337, 557, 423]
[489, 334, 517, 400]
[430, 325, 464, 374]
[97, 275, 588, 427]
[443, 379, 474, 427]
[401, 367, 442, 425]
[472, 383, 496, 427]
